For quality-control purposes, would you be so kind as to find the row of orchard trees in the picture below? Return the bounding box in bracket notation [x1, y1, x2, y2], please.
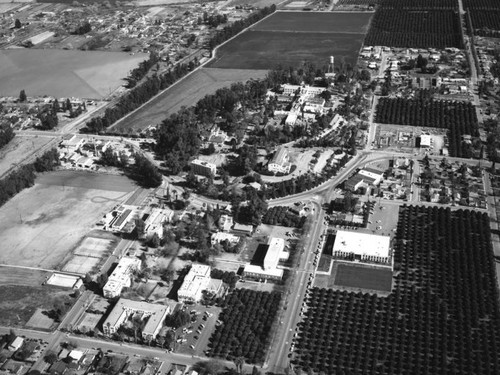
[293, 206, 500, 375]
[375, 97, 479, 158]
[208, 289, 281, 364]
[364, 9, 463, 49]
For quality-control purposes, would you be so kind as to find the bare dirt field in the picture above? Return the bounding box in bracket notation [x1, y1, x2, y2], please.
[0, 49, 148, 98]
[0, 171, 136, 270]
[0, 135, 56, 177]
[110, 68, 268, 133]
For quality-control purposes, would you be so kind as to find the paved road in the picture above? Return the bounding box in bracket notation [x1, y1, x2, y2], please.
[267, 200, 325, 373]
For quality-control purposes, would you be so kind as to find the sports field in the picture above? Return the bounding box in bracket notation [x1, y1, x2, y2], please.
[110, 67, 268, 133]
[0, 171, 135, 270]
[334, 263, 393, 292]
[0, 265, 50, 287]
[208, 12, 373, 70]
[0, 49, 148, 98]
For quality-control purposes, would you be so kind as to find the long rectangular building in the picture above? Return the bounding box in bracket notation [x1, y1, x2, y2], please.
[333, 230, 391, 266]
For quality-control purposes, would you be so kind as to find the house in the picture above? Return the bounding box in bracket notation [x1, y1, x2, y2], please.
[268, 147, 291, 174]
[190, 159, 216, 177]
[232, 223, 253, 236]
[8, 337, 23, 352]
[218, 214, 233, 232]
[211, 232, 240, 246]
[60, 135, 85, 151]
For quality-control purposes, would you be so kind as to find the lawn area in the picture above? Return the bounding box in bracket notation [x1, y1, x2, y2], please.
[0, 285, 73, 329]
[0, 49, 148, 98]
[0, 171, 135, 270]
[208, 12, 373, 70]
[333, 263, 393, 292]
[109, 67, 268, 133]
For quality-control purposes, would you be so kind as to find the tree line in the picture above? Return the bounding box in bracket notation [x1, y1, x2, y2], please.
[207, 5, 276, 51]
[0, 148, 60, 207]
[0, 123, 15, 150]
[81, 60, 198, 134]
[98, 146, 162, 188]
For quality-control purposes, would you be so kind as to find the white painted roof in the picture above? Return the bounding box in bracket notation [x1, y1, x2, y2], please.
[333, 230, 390, 258]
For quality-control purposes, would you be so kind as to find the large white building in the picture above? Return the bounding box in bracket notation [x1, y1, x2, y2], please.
[244, 237, 287, 280]
[333, 231, 392, 266]
[103, 257, 142, 298]
[102, 298, 172, 341]
[268, 147, 291, 174]
[177, 264, 222, 303]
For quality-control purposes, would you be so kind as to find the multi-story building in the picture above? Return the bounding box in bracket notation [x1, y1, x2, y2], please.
[102, 298, 172, 341]
[177, 264, 222, 303]
[103, 257, 141, 298]
[243, 237, 287, 280]
[190, 159, 216, 177]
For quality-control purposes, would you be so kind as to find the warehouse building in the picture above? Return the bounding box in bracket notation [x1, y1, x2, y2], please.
[333, 230, 392, 267]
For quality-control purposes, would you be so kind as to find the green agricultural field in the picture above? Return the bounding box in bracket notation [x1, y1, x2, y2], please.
[0, 49, 148, 98]
[208, 12, 373, 70]
[252, 11, 373, 34]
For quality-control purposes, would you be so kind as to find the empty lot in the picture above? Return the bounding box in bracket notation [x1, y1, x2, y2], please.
[0, 171, 135, 270]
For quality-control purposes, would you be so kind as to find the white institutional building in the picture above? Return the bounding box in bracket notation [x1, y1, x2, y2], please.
[177, 264, 222, 303]
[333, 231, 392, 267]
[103, 257, 142, 298]
[102, 298, 173, 341]
[244, 237, 288, 280]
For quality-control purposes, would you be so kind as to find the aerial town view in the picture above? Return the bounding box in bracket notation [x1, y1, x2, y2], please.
[1, 0, 500, 374]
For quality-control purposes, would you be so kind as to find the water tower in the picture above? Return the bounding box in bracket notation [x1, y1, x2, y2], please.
[328, 55, 335, 73]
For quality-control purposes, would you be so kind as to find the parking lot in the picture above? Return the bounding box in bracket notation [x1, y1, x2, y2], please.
[174, 304, 221, 356]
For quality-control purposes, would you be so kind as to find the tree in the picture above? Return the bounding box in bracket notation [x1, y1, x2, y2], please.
[44, 351, 57, 364]
[14, 19, 22, 29]
[19, 89, 27, 102]
[234, 357, 245, 375]
[66, 98, 72, 112]
[148, 233, 161, 248]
